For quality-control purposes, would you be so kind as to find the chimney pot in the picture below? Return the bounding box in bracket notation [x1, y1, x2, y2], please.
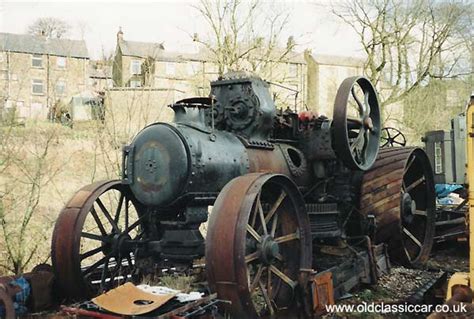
[117, 26, 124, 42]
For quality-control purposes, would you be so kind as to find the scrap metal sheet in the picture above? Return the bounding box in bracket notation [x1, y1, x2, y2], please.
[92, 282, 176, 315]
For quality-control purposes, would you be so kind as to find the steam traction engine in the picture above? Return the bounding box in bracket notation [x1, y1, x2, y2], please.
[51, 73, 435, 317]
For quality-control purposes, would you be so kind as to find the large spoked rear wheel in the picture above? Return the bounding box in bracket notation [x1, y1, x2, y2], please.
[52, 180, 146, 300]
[360, 148, 436, 266]
[206, 173, 312, 318]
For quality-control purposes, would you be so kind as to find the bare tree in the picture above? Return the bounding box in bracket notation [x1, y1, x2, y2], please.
[333, 0, 473, 111]
[0, 124, 63, 275]
[193, 0, 297, 78]
[27, 17, 70, 38]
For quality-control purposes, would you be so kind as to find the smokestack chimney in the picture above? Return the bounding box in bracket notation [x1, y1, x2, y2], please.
[117, 26, 124, 42]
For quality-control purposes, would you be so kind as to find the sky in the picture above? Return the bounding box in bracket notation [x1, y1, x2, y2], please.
[0, 0, 364, 60]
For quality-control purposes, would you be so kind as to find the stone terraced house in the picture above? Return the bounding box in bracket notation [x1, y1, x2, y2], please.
[0, 32, 89, 120]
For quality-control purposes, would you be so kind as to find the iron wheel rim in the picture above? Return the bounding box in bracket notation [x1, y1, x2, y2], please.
[52, 180, 146, 299]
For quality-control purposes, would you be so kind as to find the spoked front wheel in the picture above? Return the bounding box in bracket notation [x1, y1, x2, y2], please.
[206, 173, 312, 318]
[51, 180, 146, 300]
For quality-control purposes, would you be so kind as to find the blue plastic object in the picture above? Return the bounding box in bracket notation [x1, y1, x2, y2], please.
[435, 184, 463, 198]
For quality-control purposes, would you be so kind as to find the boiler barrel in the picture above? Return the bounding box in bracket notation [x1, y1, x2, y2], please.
[126, 123, 309, 207]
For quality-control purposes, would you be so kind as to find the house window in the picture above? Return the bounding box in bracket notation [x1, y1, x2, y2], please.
[32, 79, 44, 94]
[166, 62, 176, 76]
[56, 81, 66, 96]
[32, 54, 43, 68]
[130, 60, 141, 75]
[130, 80, 142, 88]
[57, 57, 67, 69]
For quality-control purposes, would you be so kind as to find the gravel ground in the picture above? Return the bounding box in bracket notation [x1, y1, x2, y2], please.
[324, 241, 468, 319]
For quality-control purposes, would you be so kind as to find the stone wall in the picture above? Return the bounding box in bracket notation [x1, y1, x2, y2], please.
[103, 87, 175, 142]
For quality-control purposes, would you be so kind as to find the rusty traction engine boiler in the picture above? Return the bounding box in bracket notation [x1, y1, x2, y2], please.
[51, 73, 435, 317]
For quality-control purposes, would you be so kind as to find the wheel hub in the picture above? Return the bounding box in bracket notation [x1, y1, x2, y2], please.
[401, 192, 416, 224]
[363, 116, 374, 130]
[260, 235, 280, 265]
[110, 233, 132, 256]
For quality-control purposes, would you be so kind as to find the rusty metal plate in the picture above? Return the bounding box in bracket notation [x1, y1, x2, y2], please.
[92, 282, 176, 316]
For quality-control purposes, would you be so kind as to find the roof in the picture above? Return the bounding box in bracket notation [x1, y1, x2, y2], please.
[89, 62, 112, 79]
[164, 47, 306, 64]
[310, 53, 365, 67]
[89, 67, 112, 79]
[118, 40, 164, 58]
[158, 50, 206, 63]
[0, 32, 89, 58]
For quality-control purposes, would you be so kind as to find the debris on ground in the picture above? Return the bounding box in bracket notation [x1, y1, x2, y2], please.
[137, 284, 204, 303]
[92, 282, 177, 316]
[377, 267, 444, 302]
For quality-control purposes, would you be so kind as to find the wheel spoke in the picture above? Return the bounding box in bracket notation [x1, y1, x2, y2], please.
[265, 191, 286, 224]
[347, 117, 363, 127]
[414, 210, 427, 216]
[274, 253, 283, 262]
[267, 267, 272, 300]
[404, 155, 417, 175]
[249, 265, 265, 293]
[80, 246, 103, 260]
[81, 232, 107, 242]
[405, 176, 425, 193]
[351, 86, 364, 115]
[363, 91, 371, 116]
[96, 198, 120, 232]
[114, 193, 125, 225]
[274, 231, 299, 244]
[125, 198, 129, 230]
[270, 214, 278, 237]
[258, 280, 275, 315]
[269, 265, 297, 289]
[125, 215, 144, 234]
[403, 246, 412, 262]
[403, 227, 422, 248]
[258, 200, 268, 236]
[100, 256, 110, 290]
[250, 193, 260, 228]
[83, 254, 112, 277]
[91, 207, 107, 236]
[135, 230, 145, 240]
[350, 130, 365, 151]
[247, 224, 262, 242]
[362, 129, 370, 160]
[245, 251, 260, 263]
